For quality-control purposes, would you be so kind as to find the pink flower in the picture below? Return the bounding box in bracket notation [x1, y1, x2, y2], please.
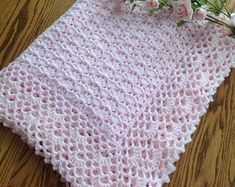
[146, 0, 159, 9]
[172, 0, 193, 22]
[193, 8, 207, 21]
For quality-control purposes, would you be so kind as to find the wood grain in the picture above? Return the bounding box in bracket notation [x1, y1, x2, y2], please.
[0, 0, 234, 186]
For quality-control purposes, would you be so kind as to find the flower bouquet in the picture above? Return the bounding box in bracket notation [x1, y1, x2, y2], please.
[122, 0, 235, 38]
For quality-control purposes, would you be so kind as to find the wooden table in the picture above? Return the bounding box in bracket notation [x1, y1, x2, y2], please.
[0, 1, 234, 186]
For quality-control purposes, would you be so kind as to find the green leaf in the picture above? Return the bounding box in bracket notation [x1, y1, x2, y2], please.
[197, 0, 207, 5]
[206, 0, 228, 16]
[208, 2, 223, 16]
[191, 0, 204, 11]
[220, 0, 227, 3]
[224, 6, 231, 17]
[229, 35, 235, 39]
[149, 8, 157, 15]
[177, 21, 187, 27]
[159, 0, 172, 8]
[130, 3, 137, 13]
[208, 7, 221, 16]
[231, 28, 235, 35]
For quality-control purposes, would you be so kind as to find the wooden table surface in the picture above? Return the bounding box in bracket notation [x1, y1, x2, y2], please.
[0, 0, 234, 186]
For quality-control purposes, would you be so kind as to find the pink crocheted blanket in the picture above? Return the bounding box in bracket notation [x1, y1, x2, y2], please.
[0, 0, 234, 186]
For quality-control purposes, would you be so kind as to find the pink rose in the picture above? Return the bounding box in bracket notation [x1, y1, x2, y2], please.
[146, 0, 159, 9]
[193, 8, 207, 21]
[172, 0, 193, 22]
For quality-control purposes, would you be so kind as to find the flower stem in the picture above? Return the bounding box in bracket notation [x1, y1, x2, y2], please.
[206, 14, 233, 29]
[205, 0, 231, 18]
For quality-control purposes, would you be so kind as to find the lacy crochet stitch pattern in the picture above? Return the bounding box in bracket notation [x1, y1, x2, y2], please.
[0, 0, 234, 186]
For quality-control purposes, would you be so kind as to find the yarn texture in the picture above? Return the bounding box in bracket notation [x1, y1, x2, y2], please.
[0, 0, 234, 186]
